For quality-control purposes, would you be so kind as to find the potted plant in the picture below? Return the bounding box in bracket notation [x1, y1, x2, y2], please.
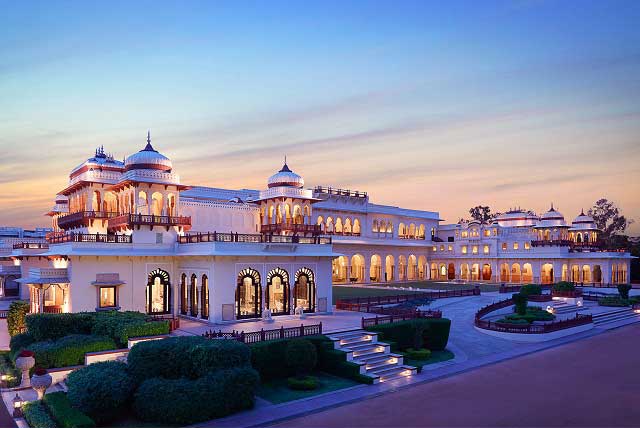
[15, 350, 35, 388]
[31, 367, 52, 399]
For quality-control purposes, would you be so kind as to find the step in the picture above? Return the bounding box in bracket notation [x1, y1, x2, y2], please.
[352, 347, 388, 359]
[336, 338, 377, 349]
[365, 357, 403, 371]
[344, 342, 389, 352]
[592, 308, 633, 319]
[594, 312, 638, 325]
[357, 352, 404, 364]
[328, 330, 370, 340]
[371, 365, 417, 382]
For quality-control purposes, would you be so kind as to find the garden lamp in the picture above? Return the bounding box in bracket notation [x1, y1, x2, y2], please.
[12, 393, 23, 418]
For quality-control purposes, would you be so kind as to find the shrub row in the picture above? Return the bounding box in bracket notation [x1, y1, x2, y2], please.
[132, 367, 259, 425]
[127, 336, 251, 383]
[365, 318, 451, 351]
[29, 335, 117, 368]
[7, 300, 30, 337]
[520, 283, 543, 296]
[598, 296, 631, 307]
[23, 400, 58, 428]
[67, 361, 135, 424]
[553, 281, 576, 292]
[43, 392, 95, 428]
[26, 313, 95, 342]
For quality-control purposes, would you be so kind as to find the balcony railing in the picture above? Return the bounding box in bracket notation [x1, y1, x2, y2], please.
[260, 223, 321, 236]
[317, 230, 362, 237]
[57, 211, 119, 230]
[12, 242, 49, 250]
[313, 186, 367, 198]
[48, 233, 132, 244]
[108, 214, 191, 231]
[178, 232, 331, 245]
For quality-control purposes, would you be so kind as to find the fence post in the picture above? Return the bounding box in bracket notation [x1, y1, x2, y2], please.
[319, 322, 322, 334]
[260, 329, 265, 341]
[300, 324, 304, 337]
[280, 325, 285, 339]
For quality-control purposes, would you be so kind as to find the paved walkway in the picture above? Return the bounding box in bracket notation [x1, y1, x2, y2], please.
[273, 323, 640, 427]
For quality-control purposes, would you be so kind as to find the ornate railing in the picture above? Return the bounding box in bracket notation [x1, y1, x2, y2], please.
[202, 323, 322, 344]
[499, 284, 552, 294]
[48, 233, 132, 244]
[362, 310, 442, 328]
[531, 240, 573, 247]
[57, 211, 119, 230]
[336, 288, 480, 313]
[12, 242, 49, 249]
[551, 289, 583, 298]
[313, 186, 367, 198]
[323, 230, 362, 237]
[261, 223, 321, 236]
[178, 232, 331, 245]
[108, 214, 191, 230]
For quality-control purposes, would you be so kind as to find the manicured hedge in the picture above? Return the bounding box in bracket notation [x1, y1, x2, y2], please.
[520, 284, 542, 296]
[26, 313, 95, 342]
[67, 361, 135, 424]
[9, 332, 35, 357]
[513, 293, 528, 315]
[29, 335, 117, 368]
[365, 318, 451, 351]
[127, 336, 251, 383]
[553, 281, 575, 292]
[23, 400, 58, 428]
[7, 300, 30, 337]
[116, 320, 169, 346]
[43, 392, 95, 428]
[617, 284, 632, 300]
[133, 367, 259, 425]
[599, 296, 631, 307]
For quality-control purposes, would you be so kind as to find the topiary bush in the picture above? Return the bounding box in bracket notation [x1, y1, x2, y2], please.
[250, 339, 292, 381]
[286, 339, 317, 377]
[43, 391, 96, 428]
[133, 367, 259, 425]
[520, 284, 542, 296]
[26, 313, 95, 342]
[365, 318, 451, 352]
[23, 400, 58, 428]
[67, 361, 135, 424]
[29, 334, 117, 368]
[512, 293, 528, 315]
[553, 281, 576, 292]
[7, 300, 30, 337]
[617, 284, 632, 300]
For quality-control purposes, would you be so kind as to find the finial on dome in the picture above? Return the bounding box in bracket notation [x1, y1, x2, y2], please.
[580, 208, 585, 215]
[550, 202, 555, 211]
[279, 156, 292, 173]
[143, 130, 155, 152]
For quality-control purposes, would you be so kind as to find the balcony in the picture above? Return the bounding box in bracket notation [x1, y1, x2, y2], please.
[260, 223, 321, 236]
[12, 242, 49, 250]
[532, 240, 605, 251]
[324, 230, 362, 237]
[531, 240, 573, 247]
[179, 232, 331, 245]
[48, 233, 132, 244]
[57, 211, 119, 230]
[108, 214, 191, 231]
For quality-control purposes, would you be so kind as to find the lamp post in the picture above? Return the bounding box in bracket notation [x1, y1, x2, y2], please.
[0, 373, 7, 388]
[12, 393, 23, 418]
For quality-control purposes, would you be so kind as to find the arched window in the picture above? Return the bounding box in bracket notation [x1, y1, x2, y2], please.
[146, 269, 171, 314]
[180, 273, 187, 315]
[326, 217, 334, 233]
[353, 218, 361, 235]
[190, 274, 198, 317]
[294, 268, 315, 312]
[398, 223, 406, 238]
[316, 216, 324, 232]
[335, 218, 343, 234]
[386, 221, 393, 234]
[344, 218, 352, 234]
[236, 268, 261, 319]
[201, 274, 209, 319]
[266, 267, 289, 316]
[372, 219, 379, 233]
[409, 223, 416, 238]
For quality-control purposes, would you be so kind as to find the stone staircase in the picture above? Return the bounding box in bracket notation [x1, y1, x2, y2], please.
[592, 308, 640, 327]
[327, 330, 417, 383]
[551, 300, 580, 314]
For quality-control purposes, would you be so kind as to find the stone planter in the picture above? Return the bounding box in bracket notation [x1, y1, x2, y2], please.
[31, 372, 52, 400]
[15, 356, 35, 388]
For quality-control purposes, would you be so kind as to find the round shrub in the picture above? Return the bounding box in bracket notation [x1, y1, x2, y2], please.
[617, 284, 632, 300]
[189, 339, 252, 378]
[67, 361, 135, 424]
[553, 281, 575, 292]
[286, 339, 317, 376]
[406, 348, 431, 360]
[520, 284, 542, 296]
[512, 293, 528, 315]
[287, 375, 318, 390]
[127, 336, 205, 383]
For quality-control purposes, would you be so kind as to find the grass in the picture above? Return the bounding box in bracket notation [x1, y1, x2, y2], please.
[0, 351, 22, 388]
[257, 371, 360, 404]
[403, 349, 455, 372]
[332, 281, 496, 304]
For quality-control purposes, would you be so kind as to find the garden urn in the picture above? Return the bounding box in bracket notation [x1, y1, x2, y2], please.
[31, 368, 52, 399]
[15, 350, 35, 388]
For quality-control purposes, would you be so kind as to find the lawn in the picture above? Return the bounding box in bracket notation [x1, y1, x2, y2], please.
[257, 371, 360, 404]
[403, 349, 455, 372]
[333, 281, 497, 304]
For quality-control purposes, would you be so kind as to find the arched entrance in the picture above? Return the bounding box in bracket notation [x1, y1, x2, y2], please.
[418, 256, 427, 280]
[511, 264, 521, 283]
[180, 273, 187, 315]
[385, 255, 395, 282]
[266, 267, 289, 315]
[430, 263, 438, 280]
[439, 263, 447, 280]
[350, 254, 365, 283]
[294, 268, 316, 313]
[398, 256, 407, 281]
[593, 265, 602, 284]
[461, 264, 470, 281]
[522, 264, 533, 282]
[471, 264, 480, 281]
[201, 274, 209, 319]
[447, 263, 455, 280]
[236, 268, 261, 319]
[408, 255, 417, 280]
[482, 264, 492, 281]
[500, 263, 509, 282]
[3, 275, 19, 298]
[541, 263, 554, 284]
[190, 274, 198, 317]
[582, 265, 591, 283]
[370, 255, 382, 282]
[146, 269, 171, 314]
[332, 256, 348, 283]
[571, 265, 580, 282]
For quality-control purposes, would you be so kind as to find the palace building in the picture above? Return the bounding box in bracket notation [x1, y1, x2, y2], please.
[1, 133, 633, 320]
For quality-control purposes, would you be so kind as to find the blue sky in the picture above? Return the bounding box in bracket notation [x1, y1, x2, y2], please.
[1, 0, 639, 232]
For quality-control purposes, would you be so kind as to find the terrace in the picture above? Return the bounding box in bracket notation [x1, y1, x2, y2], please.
[47, 232, 132, 244]
[108, 213, 191, 231]
[178, 231, 332, 245]
[56, 211, 119, 230]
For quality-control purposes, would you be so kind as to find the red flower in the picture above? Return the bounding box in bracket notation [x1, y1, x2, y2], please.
[34, 367, 47, 376]
[18, 350, 34, 358]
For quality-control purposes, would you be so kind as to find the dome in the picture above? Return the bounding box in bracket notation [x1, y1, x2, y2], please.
[541, 204, 564, 221]
[535, 204, 568, 228]
[495, 209, 539, 227]
[267, 161, 304, 189]
[124, 132, 172, 172]
[572, 210, 595, 225]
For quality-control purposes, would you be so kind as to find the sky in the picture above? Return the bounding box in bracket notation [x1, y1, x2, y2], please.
[1, 0, 640, 233]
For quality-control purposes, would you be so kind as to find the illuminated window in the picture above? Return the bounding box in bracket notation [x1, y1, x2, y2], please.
[483, 245, 489, 254]
[483, 230, 490, 237]
[524, 242, 531, 250]
[493, 228, 497, 236]
[455, 231, 459, 238]
[513, 242, 519, 250]
[472, 246, 478, 254]
[461, 231, 468, 238]
[439, 245, 445, 251]
[502, 243, 507, 250]
[99, 287, 116, 308]
[432, 246, 437, 252]
[462, 246, 468, 254]
[448, 245, 453, 251]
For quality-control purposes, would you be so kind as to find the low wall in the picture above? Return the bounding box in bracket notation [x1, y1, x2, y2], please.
[474, 322, 594, 342]
[85, 349, 129, 365]
[127, 334, 168, 349]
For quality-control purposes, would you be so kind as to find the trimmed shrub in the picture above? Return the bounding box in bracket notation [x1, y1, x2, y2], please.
[23, 400, 58, 428]
[133, 367, 259, 425]
[513, 293, 528, 315]
[67, 361, 135, 424]
[127, 335, 251, 383]
[7, 300, 30, 337]
[520, 284, 542, 296]
[26, 313, 95, 342]
[29, 335, 117, 368]
[405, 348, 431, 360]
[10, 332, 35, 357]
[250, 339, 292, 381]
[598, 296, 631, 307]
[286, 339, 317, 376]
[553, 281, 576, 292]
[43, 392, 96, 428]
[366, 318, 451, 352]
[287, 375, 318, 390]
[116, 320, 169, 346]
[617, 284, 632, 300]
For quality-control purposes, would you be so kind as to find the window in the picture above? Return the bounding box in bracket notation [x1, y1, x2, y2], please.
[472, 246, 478, 254]
[448, 245, 453, 251]
[461, 231, 468, 238]
[483, 245, 489, 254]
[493, 228, 497, 236]
[524, 242, 531, 250]
[513, 242, 519, 250]
[439, 245, 445, 251]
[502, 243, 507, 250]
[448, 236, 455, 242]
[432, 246, 437, 252]
[99, 286, 116, 308]
[462, 246, 468, 254]
[483, 230, 490, 237]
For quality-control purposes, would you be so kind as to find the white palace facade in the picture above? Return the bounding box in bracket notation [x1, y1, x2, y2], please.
[0, 134, 633, 320]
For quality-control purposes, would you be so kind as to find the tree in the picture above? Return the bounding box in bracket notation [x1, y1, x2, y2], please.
[469, 206, 494, 224]
[588, 199, 633, 243]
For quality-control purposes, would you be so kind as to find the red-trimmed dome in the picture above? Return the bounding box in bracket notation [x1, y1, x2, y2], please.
[267, 161, 304, 189]
[124, 131, 172, 172]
